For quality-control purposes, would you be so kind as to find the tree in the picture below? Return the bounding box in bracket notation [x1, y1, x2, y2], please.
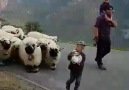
[24, 22, 42, 33]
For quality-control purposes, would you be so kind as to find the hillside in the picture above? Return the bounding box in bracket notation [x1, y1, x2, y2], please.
[1, 0, 129, 50]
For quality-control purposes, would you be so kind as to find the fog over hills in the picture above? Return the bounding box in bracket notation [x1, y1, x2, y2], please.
[1, 0, 129, 50]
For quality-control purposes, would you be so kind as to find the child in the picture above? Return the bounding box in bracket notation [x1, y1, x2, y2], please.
[66, 41, 86, 90]
[100, 0, 113, 19]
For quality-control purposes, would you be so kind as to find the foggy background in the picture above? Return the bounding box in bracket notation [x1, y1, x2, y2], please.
[1, 0, 129, 50]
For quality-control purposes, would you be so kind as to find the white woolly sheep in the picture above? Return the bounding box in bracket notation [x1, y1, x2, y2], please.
[0, 30, 17, 38]
[27, 31, 58, 42]
[19, 37, 42, 73]
[38, 38, 62, 70]
[15, 28, 25, 40]
[9, 37, 22, 62]
[2, 25, 16, 34]
[0, 36, 21, 64]
[1, 25, 25, 40]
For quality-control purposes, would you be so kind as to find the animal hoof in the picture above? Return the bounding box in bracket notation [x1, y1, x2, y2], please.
[26, 66, 39, 73]
[50, 67, 56, 71]
[27, 69, 39, 73]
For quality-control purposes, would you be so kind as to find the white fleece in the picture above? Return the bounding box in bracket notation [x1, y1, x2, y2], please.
[1, 25, 25, 39]
[19, 37, 42, 66]
[27, 31, 58, 42]
[0, 36, 13, 60]
[44, 39, 61, 68]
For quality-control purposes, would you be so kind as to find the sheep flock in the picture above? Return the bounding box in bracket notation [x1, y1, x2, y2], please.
[0, 25, 63, 73]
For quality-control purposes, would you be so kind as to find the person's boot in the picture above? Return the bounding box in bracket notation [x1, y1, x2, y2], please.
[74, 87, 79, 90]
[66, 84, 70, 90]
[98, 65, 106, 70]
[96, 59, 105, 70]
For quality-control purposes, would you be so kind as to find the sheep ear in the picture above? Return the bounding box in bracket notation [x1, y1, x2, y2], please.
[37, 40, 41, 47]
[21, 35, 26, 40]
[16, 29, 19, 33]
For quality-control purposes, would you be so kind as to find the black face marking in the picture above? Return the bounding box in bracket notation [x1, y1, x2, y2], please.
[1, 40, 11, 50]
[49, 48, 58, 57]
[25, 44, 35, 55]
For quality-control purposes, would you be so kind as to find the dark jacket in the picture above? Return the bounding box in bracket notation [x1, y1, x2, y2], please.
[68, 52, 86, 75]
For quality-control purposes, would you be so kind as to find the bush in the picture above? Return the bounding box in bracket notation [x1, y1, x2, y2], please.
[24, 22, 42, 33]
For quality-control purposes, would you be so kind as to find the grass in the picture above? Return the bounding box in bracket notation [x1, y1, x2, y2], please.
[0, 71, 45, 90]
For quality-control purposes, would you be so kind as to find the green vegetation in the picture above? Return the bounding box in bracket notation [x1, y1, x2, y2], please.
[24, 22, 42, 33]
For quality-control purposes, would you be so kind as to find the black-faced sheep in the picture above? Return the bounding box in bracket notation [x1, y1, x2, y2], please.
[38, 38, 62, 70]
[18, 37, 42, 73]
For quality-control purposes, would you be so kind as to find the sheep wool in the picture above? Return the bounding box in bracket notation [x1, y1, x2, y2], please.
[2, 25, 17, 34]
[19, 37, 42, 68]
[44, 39, 61, 69]
[0, 36, 13, 60]
[1, 25, 25, 40]
[27, 31, 58, 42]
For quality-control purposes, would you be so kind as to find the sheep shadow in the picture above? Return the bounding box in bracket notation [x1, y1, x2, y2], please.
[0, 59, 56, 73]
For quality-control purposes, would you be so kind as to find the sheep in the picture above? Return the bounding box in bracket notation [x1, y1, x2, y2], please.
[2, 25, 17, 34]
[38, 38, 62, 70]
[15, 28, 26, 40]
[37, 38, 51, 60]
[0, 36, 12, 60]
[1, 25, 25, 40]
[18, 37, 42, 73]
[10, 37, 22, 62]
[27, 31, 58, 42]
[0, 36, 21, 64]
[0, 30, 17, 38]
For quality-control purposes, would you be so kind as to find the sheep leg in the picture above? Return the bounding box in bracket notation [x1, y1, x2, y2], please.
[25, 65, 39, 73]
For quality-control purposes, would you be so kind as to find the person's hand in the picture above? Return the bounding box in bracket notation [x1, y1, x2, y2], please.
[93, 36, 99, 43]
[105, 17, 112, 22]
[93, 36, 99, 46]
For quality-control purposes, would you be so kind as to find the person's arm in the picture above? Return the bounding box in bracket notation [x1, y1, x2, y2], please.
[109, 20, 117, 27]
[94, 27, 99, 38]
[106, 17, 117, 27]
[93, 17, 101, 42]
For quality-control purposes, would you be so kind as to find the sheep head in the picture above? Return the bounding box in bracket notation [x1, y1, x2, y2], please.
[0, 37, 13, 55]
